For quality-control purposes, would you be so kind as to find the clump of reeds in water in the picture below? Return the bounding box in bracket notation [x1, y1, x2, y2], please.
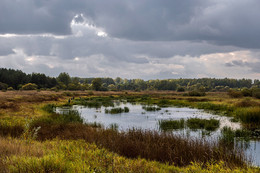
[158, 119, 185, 131]
[32, 105, 248, 168]
[186, 118, 220, 131]
[158, 118, 220, 131]
[220, 126, 252, 146]
[105, 107, 129, 114]
[142, 106, 161, 111]
[33, 121, 249, 168]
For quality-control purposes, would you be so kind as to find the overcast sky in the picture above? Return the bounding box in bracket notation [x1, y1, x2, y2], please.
[0, 0, 260, 80]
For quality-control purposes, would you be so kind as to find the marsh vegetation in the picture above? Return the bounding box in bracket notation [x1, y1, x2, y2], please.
[0, 90, 259, 172]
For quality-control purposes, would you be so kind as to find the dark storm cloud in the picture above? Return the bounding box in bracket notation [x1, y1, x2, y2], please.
[225, 60, 260, 73]
[0, 32, 240, 64]
[250, 62, 260, 73]
[0, 0, 260, 79]
[0, 47, 14, 56]
[1, 0, 260, 49]
[225, 60, 249, 67]
[0, 0, 85, 35]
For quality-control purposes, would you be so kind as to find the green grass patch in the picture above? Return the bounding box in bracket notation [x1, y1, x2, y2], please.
[158, 119, 185, 131]
[235, 107, 260, 126]
[186, 118, 220, 131]
[142, 106, 161, 111]
[105, 107, 130, 114]
[73, 97, 114, 108]
[31, 110, 84, 128]
[42, 104, 56, 114]
[4, 139, 256, 173]
[169, 100, 192, 107]
[220, 127, 252, 145]
[195, 102, 234, 116]
[157, 99, 171, 107]
[159, 118, 220, 131]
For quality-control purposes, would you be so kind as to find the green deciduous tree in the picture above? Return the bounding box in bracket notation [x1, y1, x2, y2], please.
[57, 72, 71, 86]
[92, 78, 102, 91]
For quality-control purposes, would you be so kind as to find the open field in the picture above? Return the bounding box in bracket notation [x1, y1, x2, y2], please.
[0, 90, 259, 172]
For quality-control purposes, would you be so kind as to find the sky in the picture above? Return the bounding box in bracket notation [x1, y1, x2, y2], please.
[0, 0, 260, 80]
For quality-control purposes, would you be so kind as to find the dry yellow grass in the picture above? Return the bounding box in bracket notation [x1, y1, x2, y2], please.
[0, 137, 47, 171]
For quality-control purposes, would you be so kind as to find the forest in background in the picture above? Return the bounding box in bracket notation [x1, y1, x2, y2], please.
[0, 68, 259, 94]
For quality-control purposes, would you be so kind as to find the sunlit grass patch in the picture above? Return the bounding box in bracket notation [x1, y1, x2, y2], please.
[3, 138, 257, 173]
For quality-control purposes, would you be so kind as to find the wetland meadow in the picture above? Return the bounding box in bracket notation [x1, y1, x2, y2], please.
[0, 90, 260, 172]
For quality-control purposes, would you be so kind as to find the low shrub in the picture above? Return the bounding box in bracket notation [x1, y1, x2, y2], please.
[241, 88, 252, 97]
[177, 87, 185, 92]
[228, 90, 243, 98]
[0, 82, 8, 90]
[7, 87, 14, 91]
[22, 83, 38, 90]
[252, 88, 260, 99]
[235, 99, 259, 107]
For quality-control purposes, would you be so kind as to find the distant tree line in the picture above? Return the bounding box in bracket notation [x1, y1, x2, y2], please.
[0, 68, 259, 93]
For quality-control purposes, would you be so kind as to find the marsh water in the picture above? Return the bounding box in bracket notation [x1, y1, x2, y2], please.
[56, 101, 260, 166]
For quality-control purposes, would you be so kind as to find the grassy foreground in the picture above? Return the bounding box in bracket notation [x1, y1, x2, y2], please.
[0, 90, 259, 172]
[0, 137, 258, 173]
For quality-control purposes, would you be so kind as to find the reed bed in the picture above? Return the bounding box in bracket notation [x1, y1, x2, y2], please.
[235, 107, 260, 126]
[105, 107, 130, 114]
[158, 119, 185, 130]
[31, 114, 247, 168]
[186, 118, 220, 131]
[2, 137, 257, 172]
